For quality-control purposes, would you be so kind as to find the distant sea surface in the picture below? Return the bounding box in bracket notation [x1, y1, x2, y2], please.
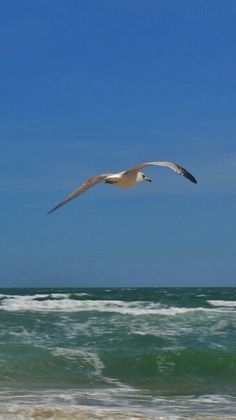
[0, 287, 236, 419]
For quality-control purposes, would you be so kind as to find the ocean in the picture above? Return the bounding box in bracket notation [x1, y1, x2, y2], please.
[0, 287, 235, 419]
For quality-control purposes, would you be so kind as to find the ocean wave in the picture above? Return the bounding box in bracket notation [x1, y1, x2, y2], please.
[51, 347, 128, 387]
[208, 300, 236, 308]
[0, 294, 10, 299]
[0, 293, 51, 300]
[50, 293, 70, 298]
[52, 348, 104, 376]
[0, 295, 234, 315]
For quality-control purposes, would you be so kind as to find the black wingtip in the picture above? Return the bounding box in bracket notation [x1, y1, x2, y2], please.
[46, 209, 55, 215]
[182, 169, 197, 184]
[46, 202, 63, 215]
[189, 175, 197, 184]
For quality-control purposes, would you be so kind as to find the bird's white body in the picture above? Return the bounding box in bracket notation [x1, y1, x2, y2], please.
[105, 171, 144, 188]
[47, 160, 197, 214]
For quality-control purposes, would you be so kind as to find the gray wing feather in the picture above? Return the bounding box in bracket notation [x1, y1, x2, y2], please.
[47, 174, 110, 214]
[125, 161, 197, 184]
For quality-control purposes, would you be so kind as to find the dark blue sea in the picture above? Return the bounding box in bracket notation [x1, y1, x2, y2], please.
[0, 287, 236, 419]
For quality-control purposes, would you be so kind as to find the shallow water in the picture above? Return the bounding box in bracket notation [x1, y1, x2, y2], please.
[0, 287, 235, 419]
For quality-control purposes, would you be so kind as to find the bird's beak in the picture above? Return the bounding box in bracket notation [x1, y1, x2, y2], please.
[145, 177, 152, 182]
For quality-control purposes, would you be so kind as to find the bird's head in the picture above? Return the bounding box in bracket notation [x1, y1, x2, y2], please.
[139, 172, 152, 183]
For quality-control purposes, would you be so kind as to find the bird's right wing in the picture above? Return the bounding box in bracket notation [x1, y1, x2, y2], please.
[125, 161, 197, 184]
[47, 174, 110, 214]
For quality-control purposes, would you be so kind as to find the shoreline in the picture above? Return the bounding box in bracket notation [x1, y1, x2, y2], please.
[0, 389, 236, 419]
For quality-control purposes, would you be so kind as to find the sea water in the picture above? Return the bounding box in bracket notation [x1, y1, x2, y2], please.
[0, 287, 235, 419]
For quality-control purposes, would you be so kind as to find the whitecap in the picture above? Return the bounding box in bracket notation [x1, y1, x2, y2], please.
[0, 293, 49, 300]
[208, 300, 236, 307]
[1, 296, 234, 316]
[31, 294, 50, 299]
[50, 293, 70, 298]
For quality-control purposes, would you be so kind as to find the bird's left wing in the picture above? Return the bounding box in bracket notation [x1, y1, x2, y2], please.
[125, 161, 197, 184]
[47, 174, 110, 214]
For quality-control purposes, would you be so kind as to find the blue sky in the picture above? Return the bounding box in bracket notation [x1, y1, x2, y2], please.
[1, 0, 235, 287]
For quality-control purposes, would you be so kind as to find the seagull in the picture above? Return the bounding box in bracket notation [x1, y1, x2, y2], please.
[47, 161, 197, 214]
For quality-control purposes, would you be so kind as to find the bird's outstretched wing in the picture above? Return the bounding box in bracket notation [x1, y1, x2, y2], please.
[125, 161, 197, 184]
[47, 174, 110, 214]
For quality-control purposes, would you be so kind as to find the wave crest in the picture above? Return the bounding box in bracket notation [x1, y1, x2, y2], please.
[0, 294, 233, 315]
[208, 300, 236, 308]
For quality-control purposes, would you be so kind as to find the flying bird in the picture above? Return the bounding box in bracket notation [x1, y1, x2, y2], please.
[47, 161, 197, 214]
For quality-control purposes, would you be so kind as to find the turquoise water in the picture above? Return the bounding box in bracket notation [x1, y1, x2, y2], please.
[0, 287, 236, 419]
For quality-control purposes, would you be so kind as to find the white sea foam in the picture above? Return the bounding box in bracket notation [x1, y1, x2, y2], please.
[0, 293, 70, 301]
[0, 293, 21, 299]
[0, 293, 49, 300]
[31, 293, 50, 298]
[0, 404, 161, 420]
[0, 295, 234, 316]
[0, 391, 235, 420]
[208, 300, 236, 307]
[130, 322, 193, 338]
[52, 348, 104, 376]
[50, 293, 70, 298]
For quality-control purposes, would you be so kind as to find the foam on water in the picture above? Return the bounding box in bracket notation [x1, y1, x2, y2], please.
[0, 294, 234, 315]
[208, 300, 236, 307]
[50, 293, 71, 298]
[52, 348, 105, 377]
[0, 390, 236, 419]
[0, 288, 236, 418]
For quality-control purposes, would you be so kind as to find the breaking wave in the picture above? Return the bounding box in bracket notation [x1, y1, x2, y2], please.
[208, 300, 236, 308]
[0, 293, 234, 315]
[0, 288, 236, 418]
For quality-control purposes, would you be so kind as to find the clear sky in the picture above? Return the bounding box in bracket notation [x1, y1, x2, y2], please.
[1, 0, 235, 287]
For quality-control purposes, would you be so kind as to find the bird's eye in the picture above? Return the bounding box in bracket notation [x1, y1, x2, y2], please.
[143, 174, 145, 178]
